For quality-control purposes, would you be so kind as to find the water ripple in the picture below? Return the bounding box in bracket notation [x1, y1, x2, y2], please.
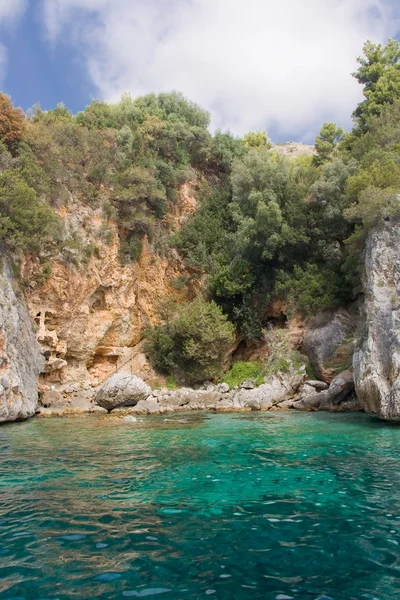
[0, 412, 399, 599]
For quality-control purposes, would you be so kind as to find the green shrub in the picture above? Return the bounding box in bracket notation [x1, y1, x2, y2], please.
[145, 298, 235, 385]
[0, 170, 59, 253]
[344, 186, 400, 230]
[119, 234, 143, 264]
[276, 264, 343, 316]
[166, 376, 179, 390]
[263, 329, 304, 376]
[223, 361, 263, 388]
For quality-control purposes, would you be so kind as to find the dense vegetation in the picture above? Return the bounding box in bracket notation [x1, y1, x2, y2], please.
[145, 298, 235, 385]
[1, 39, 400, 383]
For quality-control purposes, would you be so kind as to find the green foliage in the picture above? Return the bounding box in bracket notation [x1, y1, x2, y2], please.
[352, 39, 400, 130]
[209, 131, 246, 173]
[222, 361, 263, 388]
[119, 234, 143, 264]
[263, 329, 304, 376]
[0, 170, 59, 253]
[0, 93, 25, 152]
[242, 130, 271, 150]
[166, 376, 179, 390]
[346, 150, 400, 201]
[306, 158, 359, 267]
[313, 122, 344, 166]
[145, 298, 235, 385]
[172, 187, 233, 271]
[344, 186, 400, 229]
[174, 146, 353, 335]
[276, 264, 343, 316]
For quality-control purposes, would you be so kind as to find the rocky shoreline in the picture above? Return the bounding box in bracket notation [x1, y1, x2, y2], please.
[36, 367, 362, 419]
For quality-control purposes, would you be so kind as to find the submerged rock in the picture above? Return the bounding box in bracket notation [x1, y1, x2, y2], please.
[95, 371, 151, 410]
[121, 415, 138, 423]
[354, 216, 400, 421]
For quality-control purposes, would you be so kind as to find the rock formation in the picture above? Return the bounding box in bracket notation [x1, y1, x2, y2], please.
[95, 371, 152, 410]
[302, 309, 355, 382]
[353, 216, 400, 421]
[78, 367, 357, 418]
[292, 370, 360, 412]
[23, 183, 198, 399]
[0, 255, 44, 422]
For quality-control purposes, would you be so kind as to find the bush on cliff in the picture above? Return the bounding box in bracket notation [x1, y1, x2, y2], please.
[0, 170, 59, 253]
[0, 93, 25, 152]
[145, 298, 235, 385]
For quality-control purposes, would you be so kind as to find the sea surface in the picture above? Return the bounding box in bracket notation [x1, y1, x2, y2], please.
[0, 412, 399, 600]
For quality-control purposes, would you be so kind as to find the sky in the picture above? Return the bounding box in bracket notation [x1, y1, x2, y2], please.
[0, 0, 399, 143]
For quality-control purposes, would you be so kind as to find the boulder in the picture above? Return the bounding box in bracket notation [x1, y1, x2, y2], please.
[241, 380, 255, 390]
[354, 215, 400, 420]
[293, 370, 354, 412]
[217, 382, 230, 393]
[303, 309, 355, 382]
[304, 380, 329, 391]
[232, 369, 306, 411]
[40, 390, 65, 408]
[95, 371, 151, 410]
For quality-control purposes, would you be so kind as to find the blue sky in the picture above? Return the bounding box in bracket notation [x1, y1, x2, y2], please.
[0, 0, 399, 143]
[1, 2, 95, 114]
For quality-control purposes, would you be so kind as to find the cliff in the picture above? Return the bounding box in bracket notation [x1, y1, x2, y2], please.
[353, 215, 400, 421]
[22, 183, 198, 402]
[0, 254, 44, 422]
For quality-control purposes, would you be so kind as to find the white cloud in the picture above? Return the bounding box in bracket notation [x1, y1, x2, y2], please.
[0, 0, 27, 22]
[0, 0, 28, 84]
[0, 43, 6, 83]
[42, 0, 400, 141]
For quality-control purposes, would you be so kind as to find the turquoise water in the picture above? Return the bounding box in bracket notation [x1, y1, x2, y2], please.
[0, 412, 399, 600]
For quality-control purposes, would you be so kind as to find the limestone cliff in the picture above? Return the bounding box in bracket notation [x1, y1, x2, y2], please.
[0, 254, 44, 422]
[22, 183, 198, 401]
[354, 215, 400, 421]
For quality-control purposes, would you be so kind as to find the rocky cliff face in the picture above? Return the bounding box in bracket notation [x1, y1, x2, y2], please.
[303, 309, 355, 382]
[0, 255, 44, 422]
[22, 184, 197, 403]
[354, 216, 400, 421]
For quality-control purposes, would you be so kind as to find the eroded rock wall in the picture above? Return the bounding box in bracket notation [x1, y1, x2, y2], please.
[353, 216, 400, 421]
[0, 255, 44, 422]
[23, 184, 198, 400]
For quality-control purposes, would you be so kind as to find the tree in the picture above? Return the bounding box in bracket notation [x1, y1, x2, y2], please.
[0, 170, 58, 253]
[242, 130, 271, 150]
[352, 39, 400, 130]
[209, 131, 246, 173]
[145, 298, 235, 385]
[313, 122, 344, 166]
[0, 93, 25, 151]
[276, 264, 342, 316]
[344, 186, 400, 230]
